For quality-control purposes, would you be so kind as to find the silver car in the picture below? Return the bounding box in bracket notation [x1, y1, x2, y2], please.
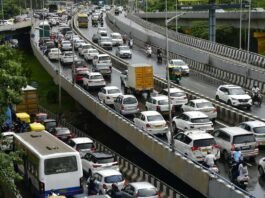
[115, 45, 132, 59]
[121, 182, 159, 198]
[113, 95, 139, 115]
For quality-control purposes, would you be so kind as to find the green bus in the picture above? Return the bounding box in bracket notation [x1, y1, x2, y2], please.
[39, 21, 50, 39]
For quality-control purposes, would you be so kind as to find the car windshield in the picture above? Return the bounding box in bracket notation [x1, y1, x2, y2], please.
[138, 188, 158, 196]
[253, 126, 265, 134]
[190, 117, 210, 123]
[104, 175, 124, 183]
[108, 89, 121, 94]
[62, 41, 70, 44]
[147, 115, 164, 122]
[76, 143, 94, 150]
[45, 121, 56, 128]
[120, 46, 129, 50]
[233, 134, 256, 144]
[97, 157, 115, 164]
[158, 99, 169, 105]
[228, 87, 245, 95]
[91, 75, 103, 80]
[99, 56, 110, 61]
[193, 138, 216, 147]
[196, 102, 214, 108]
[112, 34, 121, 39]
[89, 49, 98, 53]
[172, 60, 186, 66]
[45, 156, 77, 175]
[101, 37, 111, 42]
[55, 128, 70, 135]
[170, 92, 186, 97]
[123, 97, 137, 104]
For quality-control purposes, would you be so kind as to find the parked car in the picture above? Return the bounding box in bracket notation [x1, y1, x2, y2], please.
[84, 48, 99, 61]
[145, 95, 173, 116]
[82, 152, 119, 176]
[181, 99, 217, 122]
[210, 127, 259, 160]
[48, 48, 62, 61]
[110, 32, 123, 46]
[113, 95, 139, 115]
[68, 137, 95, 157]
[82, 72, 106, 90]
[121, 182, 160, 198]
[50, 127, 73, 142]
[133, 111, 168, 135]
[115, 45, 132, 59]
[159, 88, 188, 108]
[98, 86, 123, 105]
[215, 84, 252, 109]
[168, 59, 190, 76]
[238, 120, 265, 146]
[172, 130, 220, 162]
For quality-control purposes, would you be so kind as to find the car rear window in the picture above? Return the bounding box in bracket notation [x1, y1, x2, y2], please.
[123, 97, 137, 104]
[91, 75, 103, 80]
[76, 143, 94, 150]
[158, 99, 169, 105]
[170, 92, 186, 97]
[104, 175, 124, 183]
[191, 118, 210, 123]
[108, 89, 121, 94]
[138, 188, 158, 196]
[97, 157, 115, 164]
[147, 115, 164, 122]
[196, 102, 213, 108]
[233, 134, 256, 144]
[193, 138, 216, 147]
[253, 126, 265, 134]
[56, 128, 71, 135]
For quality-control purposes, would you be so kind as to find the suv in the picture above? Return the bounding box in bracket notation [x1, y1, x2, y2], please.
[145, 95, 173, 116]
[68, 137, 95, 157]
[211, 127, 259, 160]
[215, 84, 252, 109]
[92, 54, 112, 76]
[159, 88, 188, 108]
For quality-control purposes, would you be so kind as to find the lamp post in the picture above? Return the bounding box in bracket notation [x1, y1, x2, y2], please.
[239, 0, 242, 49]
[245, 0, 251, 87]
[165, 12, 185, 152]
[71, 3, 75, 85]
[1, 0, 4, 21]
[175, 0, 178, 32]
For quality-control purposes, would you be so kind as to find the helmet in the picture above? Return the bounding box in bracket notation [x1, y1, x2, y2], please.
[254, 84, 257, 87]
[235, 147, 240, 151]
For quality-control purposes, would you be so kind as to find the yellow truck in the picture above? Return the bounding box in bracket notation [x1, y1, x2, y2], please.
[121, 64, 154, 95]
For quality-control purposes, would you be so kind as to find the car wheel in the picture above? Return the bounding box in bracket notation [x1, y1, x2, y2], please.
[227, 100, 232, 106]
[215, 95, 219, 101]
[258, 166, 265, 177]
[172, 122, 178, 133]
[246, 105, 251, 110]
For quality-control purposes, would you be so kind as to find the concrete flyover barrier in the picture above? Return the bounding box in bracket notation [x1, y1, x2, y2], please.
[0, 20, 32, 32]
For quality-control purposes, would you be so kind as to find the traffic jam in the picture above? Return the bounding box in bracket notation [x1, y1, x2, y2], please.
[2, 2, 265, 198]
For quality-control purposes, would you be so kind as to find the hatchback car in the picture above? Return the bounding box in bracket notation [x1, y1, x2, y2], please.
[168, 59, 190, 76]
[238, 120, 265, 146]
[145, 95, 173, 116]
[50, 127, 73, 142]
[172, 111, 213, 132]
[115, 45, 132, 59]
[121, 182, 160, 198]
[82, 72, 106, 90]
[133, 111, 168, 135]
[110, 32, 123, 46]
[113, 95, 139, 115]
[98, 86, 123, 105]
[82, 152, 119, 176]
[68, 137, 95, 157]
[215, 84, 252, 109]
[48, 48, 62, 61]
[172, 130, 220, 162]
[89, 169, 125, 194]
[159, 88, 188, 107]
[210, 127, 259, 160]
[181, 99, 217, 122]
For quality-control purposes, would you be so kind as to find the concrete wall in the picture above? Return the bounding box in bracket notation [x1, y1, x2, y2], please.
[0, 21, 32, 32]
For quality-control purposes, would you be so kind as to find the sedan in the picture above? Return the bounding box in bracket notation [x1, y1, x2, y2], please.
[159, 88, 188, 107]
[84, 48, 99, 61]
[121, 182, 160, 198]
[98, 86, 123, 105]
[48, 48, 62, 61]
[145, 95, 173, 116]
[115, 45, 132, 59]
[113, 95, 139, 115]
[50, 127, 73, 142]
[133, 111, 168, 135]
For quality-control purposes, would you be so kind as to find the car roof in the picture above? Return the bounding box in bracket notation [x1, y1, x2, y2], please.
[97, 54, 109, 57]
[90, 72, 103, 76]
[183, 111, 208, 118]
[129, 181, 156, 190]
[241, 120, 265, 127]
[111, 32, 121, 36]
[151, 95, 168, 100]
[219, 84, 241, 89]
[163, 87, 184, 93]
[141, 111, 161, 116]
[219, 127, 253, 136]
[122, 94, 136, 99]
[183, 130, 214, 139]
[94, 169, 122, 177]
[71, 137, 93, 144]
[43, 119, 56, 122]
[90, 152, 114, 158]
[190, 98, 210, 103]
[103, 86, 119, 90]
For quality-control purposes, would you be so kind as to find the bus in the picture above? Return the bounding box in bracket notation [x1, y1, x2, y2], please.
[77, 13, 88, 28]
[13, 131, 83, 197]
[39, 21, 50, 39]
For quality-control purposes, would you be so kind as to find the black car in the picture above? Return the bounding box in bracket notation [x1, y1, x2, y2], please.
[50, 127, 73, 142]
[43, 119, 57, 132]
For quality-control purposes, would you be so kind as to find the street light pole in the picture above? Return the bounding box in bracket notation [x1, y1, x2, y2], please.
[71, 3, 75, 85]
[1, 0, 4, 21]
[175, 0, 177, 32]
[245, 0, 251, 87]
[239, 0, 242, 49]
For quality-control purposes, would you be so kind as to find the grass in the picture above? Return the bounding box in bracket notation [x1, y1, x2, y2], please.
[20, 49, 76, 114]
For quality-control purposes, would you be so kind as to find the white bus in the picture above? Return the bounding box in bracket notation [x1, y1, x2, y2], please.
[13, 131, 83, 197]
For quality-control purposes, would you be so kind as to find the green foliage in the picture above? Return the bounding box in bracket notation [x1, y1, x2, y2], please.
[190, 21, 208, 39]
[0, 0, 21, 19]
[0, 45, 27, 126]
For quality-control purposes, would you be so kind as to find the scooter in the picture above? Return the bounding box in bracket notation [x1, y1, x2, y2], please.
[157, 52, 162, 63]
[208, 164, 219, 174]
[146, 46, 152, 57]
[128, 39, 133, 49]
[237, 175, 249, 190]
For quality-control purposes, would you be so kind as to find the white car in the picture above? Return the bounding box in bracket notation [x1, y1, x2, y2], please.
[172, 111, 214, 132]
[121, 182, 160, 198]
[82, 152, 119, 176]
[60, 51, 78, 65]
[145, 95, 173, 116]
[133, 111, 168, 135]
[115, 45, 132, 59]
[78, 43, 93, 56]
[238, 120, 265, 146]
[113, 95, 139, 115]
[68, 137, 95, 157]
[98, 86, 123, 105]
[61, 40, 72, 51]
[74, 39, 86, 50]
[89, 169, 125, 193]
[48, 48, 62, 61]
[84, 48, 99, 61]
[92, 54, 112, 76]
[98, 36, 113, 50]
[159, 88, 188, 107]
[258, 157, 265, 177]
[171, 130, 220, 162]
[82, 72, 106, 90]
[181, 99, 217, 121]
[168, 59, 190, 76]
[110, 32, 123, 46]
[215, 84, 252, 109]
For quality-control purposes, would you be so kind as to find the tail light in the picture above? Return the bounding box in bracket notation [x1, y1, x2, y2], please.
[146, 124, 151, 128]
[91, 145, 96, 151]
[231, 144, 235, 151]
[213, 108, 217, 113]
[39, 181, 45, 192]
[103, 183, 107, 189]
[112, 162, 118, 166]
[191, 146, 199, 151]
[213, 144, 220, 149]
[156, 106, 160, 111]
[158, 191, 161, 198]
[255, 142, 259, 148]
[135, 192, 138, 198]
[109, 66, 112, 71]
[121, 105, 124, 110]
[93, 164, 102, 168]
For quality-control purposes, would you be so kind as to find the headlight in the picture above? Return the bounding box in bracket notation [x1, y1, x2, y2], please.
[230, 97, 238, 100]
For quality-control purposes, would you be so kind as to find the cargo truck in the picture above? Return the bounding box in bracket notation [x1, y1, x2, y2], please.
[121, 64, 154, 95]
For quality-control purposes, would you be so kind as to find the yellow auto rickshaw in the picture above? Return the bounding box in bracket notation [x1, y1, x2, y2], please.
[168, 65, 182, 84]
[29, 122, 45, 132]
[16, 112, 31, 123]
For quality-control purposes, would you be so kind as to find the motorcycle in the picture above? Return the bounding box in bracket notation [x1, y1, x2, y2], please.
[252, 92, 263, 106]
[128, 39, 133, 49]
[146, 46, 152, 57]
[208, 164, 219, 174]
[236, 175, 249, 190]
[157, 52, 162, 63]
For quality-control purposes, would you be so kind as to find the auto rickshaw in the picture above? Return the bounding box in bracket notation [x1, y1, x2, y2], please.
[16, 112, 31, 124]
[91, 18, 98, 27]
[168, 65, 182, 84]
[29, 122, 45, 132]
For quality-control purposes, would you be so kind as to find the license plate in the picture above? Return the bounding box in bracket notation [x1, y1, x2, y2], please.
[241, 145, 251, 150]
[201, 149, 209, 152]
[155, 125, 162, 128]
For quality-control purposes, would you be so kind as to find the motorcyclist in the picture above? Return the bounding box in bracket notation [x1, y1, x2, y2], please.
[122, 34, 128, 44]
[157, 48, 162, 62]
[145, 44, 152, 57]
[87, 177, 99, 195]
[204, 151, 216, 168]
[230, 147, 242, 182]
[251, 84, 261, 102]
[108, 183, 122, 198]
[237, 160, 248, 182]
[128, 38, 133, 48]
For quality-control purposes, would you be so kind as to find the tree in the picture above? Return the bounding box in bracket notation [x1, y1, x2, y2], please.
[0, 0, 21, 19]
[0, 45, 27, 127]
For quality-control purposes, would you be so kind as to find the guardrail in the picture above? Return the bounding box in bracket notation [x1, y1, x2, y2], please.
[38, 106, 185, 198]
[127, 13, 265, 69]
